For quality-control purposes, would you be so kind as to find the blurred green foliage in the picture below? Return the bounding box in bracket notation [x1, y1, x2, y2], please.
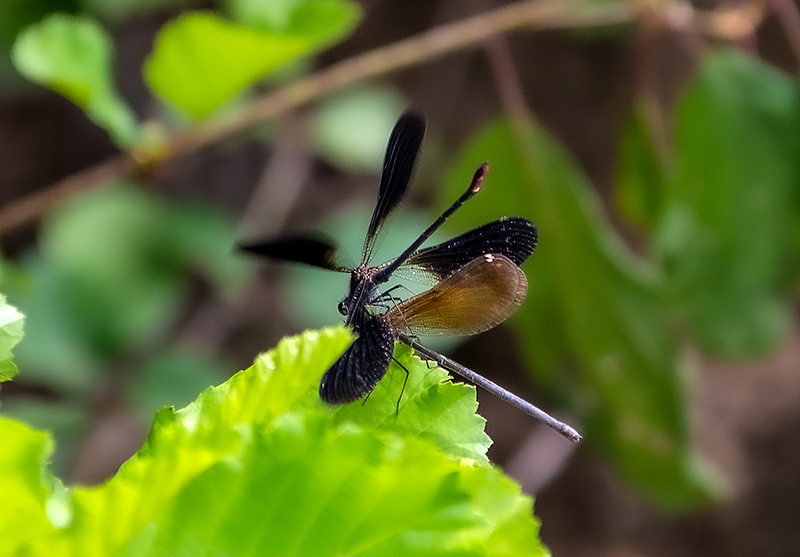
[9, 0, 362, 142]
[0, 0, 79, 89]
[12, 14, 140, 146]
[144, 2, 361, 118]
[2, 184, 249, 472]
[655, 51, 800, 356]
[443, 118, 720, 510]
[440, 50, 799, 509]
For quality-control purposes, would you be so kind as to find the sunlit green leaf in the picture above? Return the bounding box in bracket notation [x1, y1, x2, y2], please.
[225, 0, 359, 37]
[145, 3, 361, 118]
[0, 418, 66, 556]
[443, 117, 722, 510]
[657, 49, 800, 356]
[2, 329, 546, 555]
[0, 294, 25, 382]
[11, 14, 140, 147]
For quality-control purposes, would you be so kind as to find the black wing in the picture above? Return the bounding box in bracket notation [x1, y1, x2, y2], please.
[237, 234, 351, 273]
[393, 217, 537, 284]
[319, 310, 395, 404]
[362, 111, 426, 264]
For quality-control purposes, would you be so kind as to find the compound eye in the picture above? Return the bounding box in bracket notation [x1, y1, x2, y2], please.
[337, 301, 348, 316]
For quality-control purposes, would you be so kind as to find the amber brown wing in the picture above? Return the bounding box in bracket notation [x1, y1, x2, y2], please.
[386, 254, 527, 336]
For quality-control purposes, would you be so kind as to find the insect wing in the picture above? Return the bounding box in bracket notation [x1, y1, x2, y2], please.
[319, 310, 395, 403]
[362, 112, 426, 263]
[237, 234, 352, 273]
[387, 254, 527, 336]
[394, 217, 537, 284]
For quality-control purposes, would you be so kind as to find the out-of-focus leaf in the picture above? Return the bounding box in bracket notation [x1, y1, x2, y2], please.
[0, 0, 79, 89]
[10, 256, 105, 392]
[7, 329, 545, 555]
[130, 349, 227, 419]
[11, 14, 140, 147]
[656, 49, 800, 357]
[145, 3, 361, 118]
[158, 199, 252, 298]
[0, 0, 79, 49]
[616, 101, 668, 229]
[312, 86, 408, 173]
[38, 185, 186, 357]
[0, 294, 25, 382]
[10, 183, 249, 372]
[225, 0, 359, 37]
[443, 117, 722, 510]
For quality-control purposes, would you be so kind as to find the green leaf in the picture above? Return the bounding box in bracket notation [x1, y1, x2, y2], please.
[442, 117, 722, 510]
[123, 417, 516, 556]
[334, 343, 492, 464]
[616, 100, 668, 229]
[0, 0, 80, 90]
[225, 0, 359, 36]
[3, 329, 546, 555]
[0, 418, 67, 556]
[145, 3, 361, 118]
[0, 294, 25, 382]
[657, 49, 800, 356]
[11, 14, 140, 147]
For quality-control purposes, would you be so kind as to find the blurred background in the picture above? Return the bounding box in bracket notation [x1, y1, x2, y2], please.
[1, 0, 799, 555]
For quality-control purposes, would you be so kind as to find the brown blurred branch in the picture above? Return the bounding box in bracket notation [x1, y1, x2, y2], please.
[0, 0, 761, 235]
[0, 156, 135, 235]
[0, 0, 634, 235]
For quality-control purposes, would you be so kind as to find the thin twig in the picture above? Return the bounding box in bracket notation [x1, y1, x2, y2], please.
[0, 0, 634, 235]
[0, 156, 134, 234]
[163, 0, 634, 159]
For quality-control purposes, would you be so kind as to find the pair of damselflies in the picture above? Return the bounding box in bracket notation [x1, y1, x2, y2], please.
[239, 112, 580, 443]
